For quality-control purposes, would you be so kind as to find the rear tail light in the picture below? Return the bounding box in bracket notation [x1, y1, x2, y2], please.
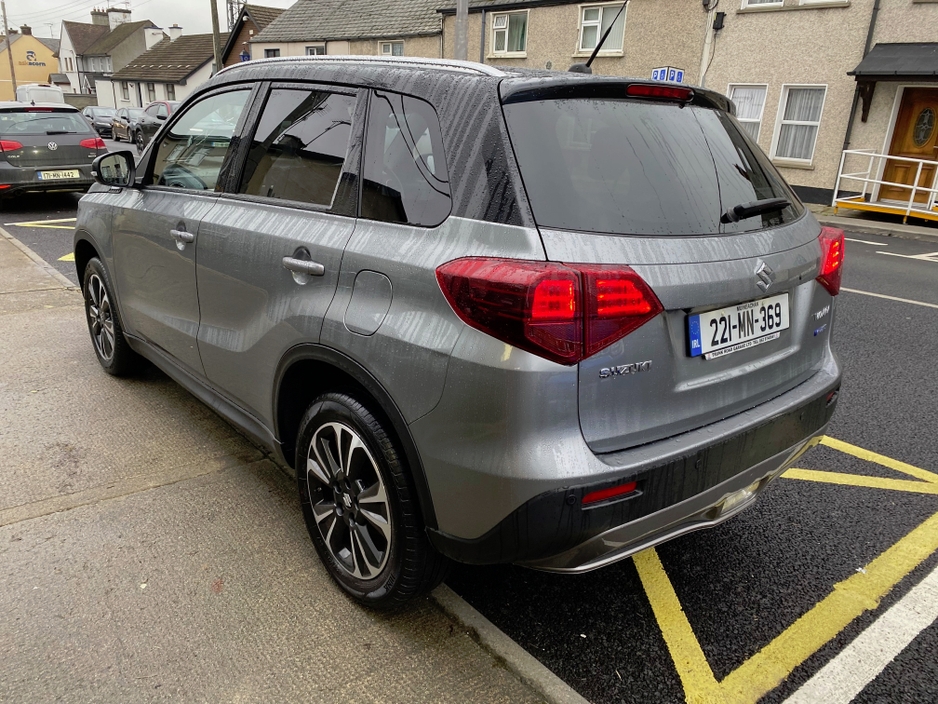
[582, 481, 638, 506]
[436, 257, 663, 365]
[625, 84, 694, 102]
[0, 140, 23, 152]
[80, 137, 106, 150]
[816, 227, 845, 296]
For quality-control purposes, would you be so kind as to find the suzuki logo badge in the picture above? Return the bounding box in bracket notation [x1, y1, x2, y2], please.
[755, 261, 775, 292]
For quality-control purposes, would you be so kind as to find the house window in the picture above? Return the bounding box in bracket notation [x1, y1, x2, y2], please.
[741, 0, 783, 7]
[772, 86, 826, 162]
[105, 57, 112, 72]
[66, 57, 72, 71]
[492, 11, 527, 55]
[728, 84, 767, 141]
[166, 84, 176, 101]
[578, 4, 626, 53]
[380, 41, 404, 56]
[146, 82, 156, 103]
[306, 45, 325, 55]
[121, 81, 129, 100]
[264, 48, 281, 58]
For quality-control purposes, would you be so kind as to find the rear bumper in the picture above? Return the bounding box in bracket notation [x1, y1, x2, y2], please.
[0, 162, 95, 197]
[426, 360, 840, 570]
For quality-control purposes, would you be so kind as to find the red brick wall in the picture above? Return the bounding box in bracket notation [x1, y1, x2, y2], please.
[224, 20, 257, 67]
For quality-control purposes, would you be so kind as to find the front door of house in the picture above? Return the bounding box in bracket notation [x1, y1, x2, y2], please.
[881, 88, 938, 204]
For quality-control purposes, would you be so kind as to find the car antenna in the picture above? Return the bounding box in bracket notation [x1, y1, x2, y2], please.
[569, 0, 629, 73]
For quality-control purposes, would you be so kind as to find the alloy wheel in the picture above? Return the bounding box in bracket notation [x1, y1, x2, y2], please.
[86, 273, 115, 361]
[306, 421, 392, 580]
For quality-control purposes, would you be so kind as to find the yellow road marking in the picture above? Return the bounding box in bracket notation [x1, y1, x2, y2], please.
[784, 468, 938, 495]
[3, 217, 77, 230]
[637, 438, 938, 704]
[633, 549, 723, 703]
[58, 252, 75, 262]
[820, 436, 938, 484]
[4, 217, 77, 225]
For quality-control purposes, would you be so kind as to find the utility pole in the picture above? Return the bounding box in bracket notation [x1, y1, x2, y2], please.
[1, 0, 17, 95]
[209, 0, 223, 74]
[454, 0, 468, 61]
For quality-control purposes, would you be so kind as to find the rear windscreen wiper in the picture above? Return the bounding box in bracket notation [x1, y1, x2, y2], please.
[45, 130, 74, 135]
[721, 197, 790, 224]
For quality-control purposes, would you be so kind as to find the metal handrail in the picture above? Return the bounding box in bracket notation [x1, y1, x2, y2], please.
[833, 148, 938, 221]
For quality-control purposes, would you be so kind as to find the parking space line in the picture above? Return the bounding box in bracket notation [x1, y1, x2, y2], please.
[844, 238, 887, 246]
[820, 436, 938, 484]
[633, 549, 723, 703]
[841, 287, 938, 310]
[784, 564, 938, 704]
[783, 468, 938, 495]
[637, 438, 938, 704]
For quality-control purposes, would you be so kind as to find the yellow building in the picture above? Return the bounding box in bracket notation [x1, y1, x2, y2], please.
[0, 27, 61, 101]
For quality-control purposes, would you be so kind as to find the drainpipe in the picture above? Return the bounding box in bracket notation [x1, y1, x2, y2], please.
[698, 3, 716, 87]
[842, 0, 881, 152]
[479, 9, 486, 63]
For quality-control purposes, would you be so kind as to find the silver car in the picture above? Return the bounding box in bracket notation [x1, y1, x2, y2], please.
[76, 57, 843, 609]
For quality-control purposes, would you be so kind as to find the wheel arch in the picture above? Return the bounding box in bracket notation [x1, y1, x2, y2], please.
[73, 233, 98, 285]
[274, 344, 438, 531]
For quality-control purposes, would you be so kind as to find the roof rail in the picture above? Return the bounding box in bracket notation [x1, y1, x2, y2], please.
[216, 54, 506, 78]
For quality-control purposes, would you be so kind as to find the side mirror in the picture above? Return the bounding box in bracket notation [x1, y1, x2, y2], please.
[92, 151, 136, 188]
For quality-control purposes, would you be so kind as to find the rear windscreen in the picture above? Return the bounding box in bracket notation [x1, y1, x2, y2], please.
[503, 99, 803, 236]
[0, 110, 93, 136]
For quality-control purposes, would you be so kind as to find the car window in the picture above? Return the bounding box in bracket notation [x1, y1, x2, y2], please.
[157, 104, 168, 119]
[361, 91, 450, 227]
[238, 88, 356, 207]
[145, 105, 158, 117]
[150, 90, 250, 191]
[0, 109, 92, 136]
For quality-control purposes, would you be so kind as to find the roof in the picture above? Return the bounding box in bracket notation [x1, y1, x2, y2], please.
[0, 33, 20, 54]
[36, 37, 60, 53]
[849, 43, 938, 80]
[438, 0, 575, 13]
[253, 0, 442, 43]
[49, 73, 69, 83]
[111, 34, 214, 83]
[62, 21, 110, 54]
[83, 19, 156, 56]
[222, 4, 285, 61]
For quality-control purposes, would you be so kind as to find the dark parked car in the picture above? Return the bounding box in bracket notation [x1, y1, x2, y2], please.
[133, 100, 179, 153]
[81, 106, 117, 138]
[0, 102, 106, 199]
[77, 57, 843, 609]
[111, 107, 144, 143]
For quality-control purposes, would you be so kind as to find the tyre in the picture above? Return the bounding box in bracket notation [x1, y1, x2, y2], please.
[113, 131, 121, 142]
[296, 392, 449, 609]
[82, 257, 142, 376]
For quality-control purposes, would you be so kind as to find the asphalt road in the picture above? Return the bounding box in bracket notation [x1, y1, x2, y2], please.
[2, 185, 937, 703]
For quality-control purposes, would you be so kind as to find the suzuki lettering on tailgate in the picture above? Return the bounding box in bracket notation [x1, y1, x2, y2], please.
[688, 293, 790, 360]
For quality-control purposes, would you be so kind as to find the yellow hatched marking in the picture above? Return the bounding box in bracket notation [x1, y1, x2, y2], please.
[58, 252, 75, 262]
[3, 217, 77, 230]
[820, 436, 938, 484]
[784, 468, 938, 495]
[636, 438, 938, 704]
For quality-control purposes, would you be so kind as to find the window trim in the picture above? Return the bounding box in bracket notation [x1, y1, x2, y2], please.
[727, 83, 768, 143]
[120, 81, 129, 101]
[305, 44, 326, 55]
[146, 82, 156, 103]
[380, 41, 404, 56]
[577, 2, 626, 55]
[741, 0, 783, 8]
[490, 9, 529, 57]
[264, 48, 281, 58]
[165, 83, 176, 101]
[769, 83, 828, 166]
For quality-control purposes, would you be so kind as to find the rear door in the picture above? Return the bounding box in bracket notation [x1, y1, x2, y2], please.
[110, 86, 254, 375]
[502, 87, 830, 453]
[194, 83, 363, 420]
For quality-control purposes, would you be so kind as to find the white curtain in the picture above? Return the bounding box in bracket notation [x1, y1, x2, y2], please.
[777, 87, 825, 160]
[600, 5, 626, 50]
[730, 86, 765, 140]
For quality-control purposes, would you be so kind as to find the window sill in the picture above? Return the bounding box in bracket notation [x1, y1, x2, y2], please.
[772, 159, 816, 170]
[488, 52, 528, 59]
[739, 1, 850, 13]
[572, 50, 624, 58]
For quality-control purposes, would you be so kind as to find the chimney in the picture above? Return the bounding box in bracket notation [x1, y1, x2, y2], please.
[19, 25, 31, 36]
[145, 26, 165, 49]
[168, 24, 182, 42]
[90, 8, 108, 26]
[107, 7, 132, 31]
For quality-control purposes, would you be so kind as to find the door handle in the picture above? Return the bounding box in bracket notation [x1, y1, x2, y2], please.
[282, 256, 325, 276]
[170, 229, 194, 243]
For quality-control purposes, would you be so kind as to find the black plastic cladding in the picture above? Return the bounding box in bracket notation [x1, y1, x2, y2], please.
[201, 61, 535, 228]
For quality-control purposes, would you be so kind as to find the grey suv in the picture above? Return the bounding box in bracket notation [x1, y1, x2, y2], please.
[76, 57, 843, 609]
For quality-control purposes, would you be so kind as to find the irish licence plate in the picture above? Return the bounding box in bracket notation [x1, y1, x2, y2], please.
[688, 293, 789, 359]
[37, 170, 80, 180]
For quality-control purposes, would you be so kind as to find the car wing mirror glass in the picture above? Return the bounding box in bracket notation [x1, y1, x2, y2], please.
[92, 151, 136, 188]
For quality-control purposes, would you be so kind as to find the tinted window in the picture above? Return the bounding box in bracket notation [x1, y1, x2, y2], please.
[361, 91, 450, 227]
[503, 98, 802, 236]
[145, 105, 158, 117]
[151, 90, 250, 191]
[157, 104, 168, 119]
[239, 89, 355, 207]
[0, 109, 92, 136]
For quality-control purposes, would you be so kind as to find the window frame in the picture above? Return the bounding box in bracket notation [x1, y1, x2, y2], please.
[380, 41, 404, 56]
[490, 10, 529, 57]
[142, 83, 261, 194]
[165, 83, 176, 101]
[741, 0, 783, 8]
[120, 81, 129, 100]
[577, 2, 626, 55]
[727, 83, 768, 142]
[770, 83, 828, 166]
[264, 48, 281, 58]
[146, 82, 156, 103]
[305, 45, 326, 55]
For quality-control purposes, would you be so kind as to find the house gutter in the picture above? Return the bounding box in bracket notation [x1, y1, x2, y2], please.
[842, 0, 881, 151]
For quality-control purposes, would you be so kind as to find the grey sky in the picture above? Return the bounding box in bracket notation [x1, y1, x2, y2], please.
[6, 0, 296, 38]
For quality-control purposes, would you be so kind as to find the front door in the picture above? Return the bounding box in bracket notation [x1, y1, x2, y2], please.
[111, 87, 253, 375]
[881, 88, 938, 204]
